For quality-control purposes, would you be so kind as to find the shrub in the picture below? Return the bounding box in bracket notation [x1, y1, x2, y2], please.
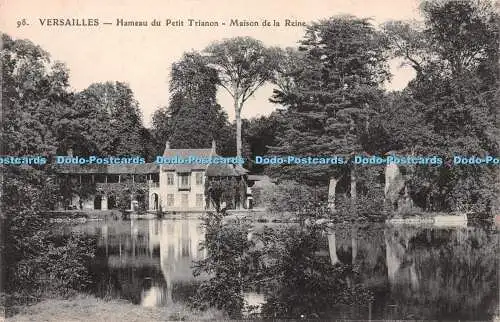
[191, 215, 374, 319]
[2, 167, 96, 315]
[190, 213, 254, 318]
[260, 180, 325, 213]
[333, 188, 387, 223]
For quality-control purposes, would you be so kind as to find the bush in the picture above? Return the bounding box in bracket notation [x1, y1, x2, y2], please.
[191, 215, 374, 319]
[2, 167, 96, 315]
[260, 180, 325, 213]
[334, 189, 387, 223]
[190, 213, 254, 318]
[8, 232, 96, 298]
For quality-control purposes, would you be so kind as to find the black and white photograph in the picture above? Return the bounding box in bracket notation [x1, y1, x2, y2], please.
[0, 0, 499, 320]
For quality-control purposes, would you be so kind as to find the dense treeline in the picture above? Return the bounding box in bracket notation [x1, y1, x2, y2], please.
[150, 0, 499, 214]
[151, 52, 236, 156]
[267, 0, 498, 215]
[1, 34, 156, 159]
[0, 33, 157, 311]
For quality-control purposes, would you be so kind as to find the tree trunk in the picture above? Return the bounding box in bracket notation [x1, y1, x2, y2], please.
[328, 177, 338, 210]
[327, 230, 339, 265]
[350, 166, 357, 200]
[351, 226, 357, 264]
[234, 98, 242, 158]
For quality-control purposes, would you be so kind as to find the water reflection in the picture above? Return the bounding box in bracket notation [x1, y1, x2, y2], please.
[72, 219, 206, 307]
[358, 225, 498, 320]
[327, 230, 339, 265]
[67, 219, 498, 320]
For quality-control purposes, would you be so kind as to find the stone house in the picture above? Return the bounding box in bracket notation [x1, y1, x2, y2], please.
[55, 141, 249, 212]
[152, 140, 248, 212]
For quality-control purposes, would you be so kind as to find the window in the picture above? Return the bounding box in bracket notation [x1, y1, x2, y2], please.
[167, 173, 174, 185]
[195, 172, 203, 185]
[196, 194, 204, 207]
[181, 194, 188, 207]
[134, 174, 146, 183]
[94, 174, 106, 183]
[150, 173, 159, 183]
[120, 174, 133, 183]
[167, 194, 174, 206]
[107, 174, 119, 183]
[178, 173, 190, 189]
[81, 175, 93, 184]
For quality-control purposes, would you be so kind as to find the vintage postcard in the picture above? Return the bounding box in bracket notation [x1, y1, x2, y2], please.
[1, 0, 498, 321]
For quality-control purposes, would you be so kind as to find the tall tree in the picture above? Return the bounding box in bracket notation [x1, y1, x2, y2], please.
[1, 34, 96, 303]
[152, 52, 235, 155]
[70, 81, 147, 156]
[151, 105, 171, 150]
[381, 0, 499, 213]
[204, 37, 279, 157]
[243, 112, 284, 173]
[269, 16, 390, 206]
[1, 34, 73, 157]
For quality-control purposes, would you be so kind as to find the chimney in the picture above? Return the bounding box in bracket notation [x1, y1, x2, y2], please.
[211, 140, 216, 153]
[165, 141, 170, 150]
[67, 148, 73, 157]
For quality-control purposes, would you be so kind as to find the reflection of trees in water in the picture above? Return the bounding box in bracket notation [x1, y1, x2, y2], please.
[91, 259, 166, 305]
[190, 218, 254, 317]
[380, 225, 498, 320]
[81, 219, 498, 320]
[259, 226, 373, 319]
[320, 224, 498, 320]
[191, 217, 373, 319]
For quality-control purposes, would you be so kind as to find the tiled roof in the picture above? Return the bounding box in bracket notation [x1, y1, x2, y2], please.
[163, 148, 214, 158]
[161, 148, 215, 172]
[55, 163, 159, 174]
[161, 148, 249, 176]
[55, 145, 250, 176]
[247, 174, 272, 181]
[206, 164, 238, 176]
[234, 165, 250, 175]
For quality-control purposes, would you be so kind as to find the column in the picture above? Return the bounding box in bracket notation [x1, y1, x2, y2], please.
[102, 195, 108, 210]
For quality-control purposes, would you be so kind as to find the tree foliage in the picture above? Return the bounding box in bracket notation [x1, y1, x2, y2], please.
[152, 52, 235, 155]
[378, 0, 499, 213]
[269, 16, 390, 186]
[204, 37, 280, 157]
[70, 81, 152, 158]
[1, 34, 97, 309]
[191, 216, 373, 319]
[243, 112, 284, 173]
[1, 34, 73, 157]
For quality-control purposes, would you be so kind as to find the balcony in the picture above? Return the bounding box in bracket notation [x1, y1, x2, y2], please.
[178, 173, 191, 191]
[148, 181, 160, 188]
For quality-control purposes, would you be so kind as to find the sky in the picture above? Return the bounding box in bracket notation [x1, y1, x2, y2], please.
[1, 0, 421, 127]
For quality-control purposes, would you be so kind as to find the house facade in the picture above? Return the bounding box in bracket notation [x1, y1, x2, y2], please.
[55, 141, 249, 212]
[150, 140, 248, 211]
[149, 142, 213, 211]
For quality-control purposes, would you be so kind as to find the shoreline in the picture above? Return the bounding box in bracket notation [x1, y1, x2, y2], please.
[5, 294, 224, 322]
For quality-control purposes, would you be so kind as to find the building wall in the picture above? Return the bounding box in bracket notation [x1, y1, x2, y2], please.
[159, 168, 206, 211]
[60, 167, 213, 212]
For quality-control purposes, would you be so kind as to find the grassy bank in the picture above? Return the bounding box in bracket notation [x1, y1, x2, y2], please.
[6, 295, 225, 322]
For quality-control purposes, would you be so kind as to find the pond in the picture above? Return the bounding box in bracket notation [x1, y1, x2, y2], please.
[59, 218, 499, 320]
